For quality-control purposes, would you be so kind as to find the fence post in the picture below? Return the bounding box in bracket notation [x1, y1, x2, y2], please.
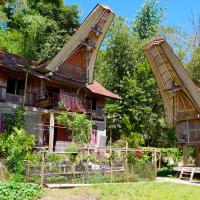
[124, 141, 128, 181]
[154, 149, 157, 177]
[40, 151, 45, 187]
[110, 145, 113, 182]
[158, 151, 161, 169]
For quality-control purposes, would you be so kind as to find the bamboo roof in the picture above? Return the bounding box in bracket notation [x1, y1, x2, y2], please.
[144, 39, 200, 125]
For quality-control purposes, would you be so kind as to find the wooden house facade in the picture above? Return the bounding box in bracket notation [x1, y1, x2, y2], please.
[145, 39, 200, 166]
[0, 4, 121, 152]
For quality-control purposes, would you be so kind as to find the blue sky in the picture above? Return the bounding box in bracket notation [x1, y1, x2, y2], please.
[64, 0, 200, 34]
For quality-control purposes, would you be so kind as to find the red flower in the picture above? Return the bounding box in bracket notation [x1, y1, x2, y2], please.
[135, 149, 142, 157]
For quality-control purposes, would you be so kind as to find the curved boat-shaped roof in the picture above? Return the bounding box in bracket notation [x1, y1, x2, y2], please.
[145, 39, 200, 125]
[36, 4, 115, 84]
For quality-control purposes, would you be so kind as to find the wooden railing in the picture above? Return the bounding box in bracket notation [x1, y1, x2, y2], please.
[35, 90, 90, 113]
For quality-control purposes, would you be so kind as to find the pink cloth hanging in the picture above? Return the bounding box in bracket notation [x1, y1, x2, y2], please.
[91, 130, 97, 145]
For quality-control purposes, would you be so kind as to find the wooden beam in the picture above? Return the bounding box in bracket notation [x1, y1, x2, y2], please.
[49, 112, 55, 152]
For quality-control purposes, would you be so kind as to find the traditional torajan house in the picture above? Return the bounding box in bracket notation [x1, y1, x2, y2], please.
[145, 39, 200, 167]
[0, 4, 121, 152]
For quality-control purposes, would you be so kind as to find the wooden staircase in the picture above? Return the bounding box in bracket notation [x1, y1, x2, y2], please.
[179, 167, 195, 182]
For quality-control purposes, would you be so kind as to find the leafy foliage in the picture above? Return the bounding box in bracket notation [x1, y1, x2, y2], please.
[56, 112, 93, 145]
[187, 47, 200, 86]
[0, 128, 35, 173]
[0, 182, 42, 200]
[133, 0, 162, 39]
[0, 0, 80, 61]
[2, 107, 26, 132]
[0, 107, 36, 178]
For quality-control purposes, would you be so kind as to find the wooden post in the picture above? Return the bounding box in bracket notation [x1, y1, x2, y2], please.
[49, 112, 55, 152]
[125, 141, 128, 164]
[22, 65, 29, 107]
[40, 151, 45, 187]
[124, 141, 128, 181]
[195, 146, 200, 167]
[153, 149, 157, 177]
[183, 145, 189, 166]
[109, 130, 113, 182]
[158, 151, 161, 169]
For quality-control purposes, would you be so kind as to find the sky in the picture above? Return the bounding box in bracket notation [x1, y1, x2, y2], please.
[64, 0, 200, 34]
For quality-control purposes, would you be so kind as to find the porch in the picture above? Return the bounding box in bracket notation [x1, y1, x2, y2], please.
[40, 113, 106, 152]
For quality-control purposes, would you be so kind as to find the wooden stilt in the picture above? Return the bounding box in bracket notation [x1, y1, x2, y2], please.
[183, 145, 189, 166]
[49, 112, 55, 152]
[195, 146, 200, 167]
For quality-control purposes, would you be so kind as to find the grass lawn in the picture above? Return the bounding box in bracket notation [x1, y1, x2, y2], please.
[43, 181, 200, 200]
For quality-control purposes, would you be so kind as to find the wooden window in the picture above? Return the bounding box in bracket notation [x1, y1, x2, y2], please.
[6, 77, 25, 95]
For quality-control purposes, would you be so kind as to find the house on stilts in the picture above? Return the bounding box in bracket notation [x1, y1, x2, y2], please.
[145, 39, 200, 170]
[0, 4, 121, 152]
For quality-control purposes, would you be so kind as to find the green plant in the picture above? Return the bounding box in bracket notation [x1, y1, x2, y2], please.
[9, 173, 24, 182]
[157, 166, 176, 177]
[26, 151, 43, 164]
[46, 153, 66, 163]
[0, 182, 42, 200]
[3, 107, 26, 131]
[56, 112, 93, 145]
[0, 128, 35, 174]
[65, 144, 78, 162]
[45, 176, 69, 183]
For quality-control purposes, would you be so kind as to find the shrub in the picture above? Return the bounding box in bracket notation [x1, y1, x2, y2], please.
[0, 182, 42, 200]
[157, 148, 182, 177]
[46, 153, 66, 163]
[9, 173, 24, 182]
[0, 128, 35, 175]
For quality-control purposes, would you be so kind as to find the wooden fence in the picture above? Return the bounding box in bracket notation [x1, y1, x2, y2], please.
[24, 145, 161, 187]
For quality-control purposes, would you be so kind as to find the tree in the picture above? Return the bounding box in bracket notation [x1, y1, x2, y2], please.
[95, 1, 175, 147]
[0, 0, 80, 61]
[133, 0, 162, 39]
[187, 47, 200, 86]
